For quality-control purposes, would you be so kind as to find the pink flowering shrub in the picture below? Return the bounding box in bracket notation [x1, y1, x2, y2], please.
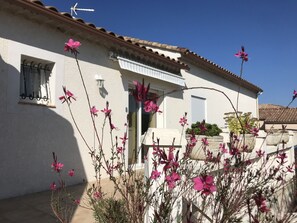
[193, 175, 216, 196]
[49, 39, 297, 223]
[50, 153, 81, 222]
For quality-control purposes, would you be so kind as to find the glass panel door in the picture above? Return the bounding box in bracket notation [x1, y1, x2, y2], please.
[128, 94, 138, 165]
[128, 92, 157, 165]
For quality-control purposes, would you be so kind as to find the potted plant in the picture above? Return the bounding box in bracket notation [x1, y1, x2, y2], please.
[186, 120, 223, 160]
[266, 125, 289, 146]
[224, 112, 258, 153]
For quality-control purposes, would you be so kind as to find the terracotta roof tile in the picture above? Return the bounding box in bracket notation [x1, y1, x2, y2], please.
[124, 37, 183, 51]
[124, 37, 262, 93]
[44, 6, 58, 12]
[259, 104, 285, 109]
[29, 0, 43, 6]
[259, 107, 297, 123]
[12, 0, 188, 70]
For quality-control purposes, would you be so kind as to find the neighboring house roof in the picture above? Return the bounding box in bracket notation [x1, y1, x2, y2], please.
[124, 37, 263, 94]
[8, 0, 188, 73]
[259, 106, 297, 124]
[259, 104, 285, 109]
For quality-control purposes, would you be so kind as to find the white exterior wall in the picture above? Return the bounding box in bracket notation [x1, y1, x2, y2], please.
[0, 8, 186, 199]
[0, 9, 93, 198]
[182, 64, 258, 128]
[143, 46, 259, 129]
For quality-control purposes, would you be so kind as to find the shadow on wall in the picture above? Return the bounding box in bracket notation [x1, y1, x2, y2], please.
[0, 55, 87, 218]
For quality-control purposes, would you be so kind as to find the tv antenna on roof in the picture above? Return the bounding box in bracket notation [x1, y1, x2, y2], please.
[70, 3, 95, 18]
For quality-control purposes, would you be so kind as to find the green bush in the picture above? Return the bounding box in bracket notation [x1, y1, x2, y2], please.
[93, 198, 129, 223]
[186, 120, 222, 136]
[225, 112, 258, 135]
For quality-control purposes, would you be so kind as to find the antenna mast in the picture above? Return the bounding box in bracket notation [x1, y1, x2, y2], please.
[71, 3, 95, 18]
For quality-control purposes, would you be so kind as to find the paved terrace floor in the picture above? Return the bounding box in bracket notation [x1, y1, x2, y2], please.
[0, 183, 100, 223]
[0, 171, 143, 222]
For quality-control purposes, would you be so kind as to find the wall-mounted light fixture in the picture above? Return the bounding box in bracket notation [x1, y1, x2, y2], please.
[95, 74, 104, 88]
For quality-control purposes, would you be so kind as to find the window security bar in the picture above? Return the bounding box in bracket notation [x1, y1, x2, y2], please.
[20, 60, 51, 101]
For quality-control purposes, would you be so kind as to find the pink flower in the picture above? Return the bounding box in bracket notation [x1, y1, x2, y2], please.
[152, 142, 162, 156]
[144, 100, 162, 113]
[259, 203, 270, 213]
[68, 169, 75, 177]
[235, 46, 248, 62]
[50, 182, 56, 191]
[201, 137, 209, 146]
[189, 135, 197, 146]
[256, 149, 265, 157]
[131, 79, 150, 102]
[229, 147, 240, 156]
[101, 108, 111, 117]
[74, 199, 80, 205]
[171, 172, 181, 180]
[150, 170, 161, 180]
[253, 193, 270, 213]
[245, 159, 252, 165]
[113, 162, 122, 170]
[59, 86, 76, 103]
[193, 175, 216, 195]
[120, 133, 128, 145]
[65, 90, 75, 99]
[160, 146, 179, 172]
[101, 102, 111, 117]
[277, 152, 287, 165]
[110, 123, 117, 131]
[199, 121, 207, 134]
[293, 90, 297, 100]
[90, 106, 99, 116]
[250, 127, 259, 136]
[219, 143, 228, 153]
[286, 164, 294, 173]
[179, 113, 188, 127]
[165, 172, 180, 189]
[58, 95, 66, 102]
[93, 191, 102, 200]
[116, 147, 124, 154]
[223, 158, 231, 172]
[64, 38, 81, 54]
[51, 162, 64, 173]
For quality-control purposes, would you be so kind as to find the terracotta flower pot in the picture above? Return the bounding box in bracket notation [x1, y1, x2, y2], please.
[187, 135, 224, 160]
[266, 132, 289, 146]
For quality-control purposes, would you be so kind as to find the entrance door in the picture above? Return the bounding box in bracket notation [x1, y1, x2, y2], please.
[128, 92, 158, 165]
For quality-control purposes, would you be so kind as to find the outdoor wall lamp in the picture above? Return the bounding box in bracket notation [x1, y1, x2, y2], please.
[95, 74, 104, 88]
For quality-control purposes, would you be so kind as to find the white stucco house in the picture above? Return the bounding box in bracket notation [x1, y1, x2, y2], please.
[124, 38, 263, 127]
[0, 0, 262, 199]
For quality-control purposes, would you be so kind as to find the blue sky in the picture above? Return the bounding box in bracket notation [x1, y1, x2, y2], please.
[42, 0, 297, 106]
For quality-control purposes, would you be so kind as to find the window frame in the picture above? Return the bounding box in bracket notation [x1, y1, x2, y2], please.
[19, 55, 55, 106]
